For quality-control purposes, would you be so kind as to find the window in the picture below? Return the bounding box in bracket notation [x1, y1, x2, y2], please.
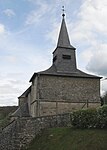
[53, 56, 57, 62]
[62, 55, 71, 59]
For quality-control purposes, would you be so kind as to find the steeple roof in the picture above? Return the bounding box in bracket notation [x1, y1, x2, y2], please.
[57, 16, 75, 49]
[29, 12, 102, 82]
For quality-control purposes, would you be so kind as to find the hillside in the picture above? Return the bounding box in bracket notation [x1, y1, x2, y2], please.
[0, 106, 18, 129]
[1, 107, 107, 150]
[27, 127, 107, 150]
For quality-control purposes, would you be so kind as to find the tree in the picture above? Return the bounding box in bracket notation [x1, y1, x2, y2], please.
[101, 92, 107, 105]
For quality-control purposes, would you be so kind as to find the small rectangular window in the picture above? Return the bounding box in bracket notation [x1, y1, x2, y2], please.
[53, 56, 57, 62]
[62, 55, 71, 59]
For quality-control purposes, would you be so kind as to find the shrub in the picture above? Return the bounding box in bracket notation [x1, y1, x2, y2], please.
[96, 105, 107, 128]
[71, 108, 97, 128]
[71, 105, 107, 129]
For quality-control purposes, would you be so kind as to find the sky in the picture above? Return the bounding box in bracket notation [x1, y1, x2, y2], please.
[0, 0, 107, 106]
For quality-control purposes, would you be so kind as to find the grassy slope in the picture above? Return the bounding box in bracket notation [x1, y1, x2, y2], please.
[0, 106, 18, 128]
[27, 127, 107, 150]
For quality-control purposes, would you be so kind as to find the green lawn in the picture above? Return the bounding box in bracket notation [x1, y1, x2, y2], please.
[27, 127, 107, 150]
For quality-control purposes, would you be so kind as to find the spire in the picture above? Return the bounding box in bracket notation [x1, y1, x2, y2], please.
[57, 7, 75, 49]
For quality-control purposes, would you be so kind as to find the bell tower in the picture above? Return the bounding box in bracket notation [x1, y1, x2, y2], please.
[52, 9, 77, 73]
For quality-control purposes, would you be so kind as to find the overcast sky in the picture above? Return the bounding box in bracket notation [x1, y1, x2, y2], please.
[0, 0, 107, 106]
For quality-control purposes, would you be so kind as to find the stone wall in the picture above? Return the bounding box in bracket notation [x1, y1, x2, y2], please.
[39, 101, 100, 116]
[30, 75, 100, 117]
[38, 75, 100, 102]
[0, 113, 71, 150]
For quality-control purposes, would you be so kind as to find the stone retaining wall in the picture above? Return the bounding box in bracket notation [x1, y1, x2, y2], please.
[0, 113, 71, 150]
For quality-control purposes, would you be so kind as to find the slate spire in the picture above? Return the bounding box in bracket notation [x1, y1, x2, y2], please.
[57, 12, 75, 49]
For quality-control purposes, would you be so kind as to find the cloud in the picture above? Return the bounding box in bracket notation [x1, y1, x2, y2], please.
[0, 24, 5, 34]
[0, 73, 30, 106]
[3, 9, 15, 17]
[46, 21, 60, 46]
[79, 48, 93, 64]
[64, 0, 107, 77]
[86, 43, 107, 76]
[68, 0, 106, 43]
[68, 0, 107, 93]
[26, 0, 50, 25]
[101, 79, 107, 95]
[0, 55, 17, 64]
[78, 0, 107, 34]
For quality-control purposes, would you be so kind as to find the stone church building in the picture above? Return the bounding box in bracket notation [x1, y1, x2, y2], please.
[12, 14, 101, 117]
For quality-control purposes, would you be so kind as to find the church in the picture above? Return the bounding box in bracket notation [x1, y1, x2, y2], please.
[12, 12, 101, 118]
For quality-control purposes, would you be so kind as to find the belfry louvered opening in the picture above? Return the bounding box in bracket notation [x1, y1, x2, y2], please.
[62, 55, 71, 60]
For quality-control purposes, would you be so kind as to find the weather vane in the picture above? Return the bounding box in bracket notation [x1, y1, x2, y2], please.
[62, 6, 65, 17]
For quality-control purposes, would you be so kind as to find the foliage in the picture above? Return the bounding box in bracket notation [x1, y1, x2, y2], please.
[96, 105, 107, 128]
[0, 106, 17, 118]
[101, 92, 107, 105]
[71, 108, 97, 128]
[27, 127, 107, 150]
[0, 106, 18, 129]
[71, 105, 107, 129]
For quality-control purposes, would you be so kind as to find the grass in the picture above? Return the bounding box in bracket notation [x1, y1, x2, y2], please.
[1, 106, 107, 149]
[27, 127, 107, 150]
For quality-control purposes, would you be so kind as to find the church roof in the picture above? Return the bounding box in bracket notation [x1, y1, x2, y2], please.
[29, 65, 101, 82]
[57, 16, 75, 49]
[11, 103, 30, 117]
[18, 86, 31, 98]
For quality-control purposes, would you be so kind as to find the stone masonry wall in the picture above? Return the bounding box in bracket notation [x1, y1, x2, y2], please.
[0, 113, 71, 150]
[30, 75, 100, 117]
[38, 75, 100, 102]
[39, 101, 100, 116]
